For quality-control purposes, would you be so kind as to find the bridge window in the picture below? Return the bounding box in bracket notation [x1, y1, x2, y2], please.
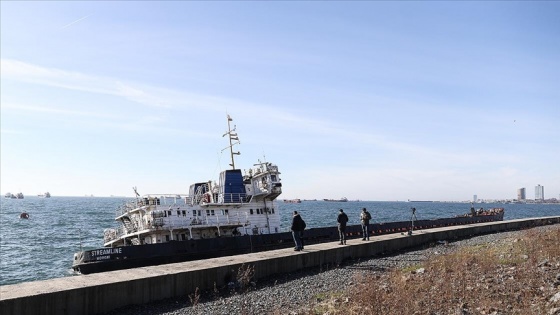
[177, 210, 181, 216]
[182, 210, 186, 217]
[250, 209, 254, 215]
[167, 210, 172, 216]
[211, 210, 215, 216]
[193, 210, 197, 216]
[271, 208, 275, 214]
[271, 175, 277, 181]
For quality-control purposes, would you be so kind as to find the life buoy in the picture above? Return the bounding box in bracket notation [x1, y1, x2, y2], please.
[19, 212, 29, 219]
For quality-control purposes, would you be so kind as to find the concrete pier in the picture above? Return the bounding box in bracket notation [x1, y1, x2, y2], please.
[1, 216, 559, 315]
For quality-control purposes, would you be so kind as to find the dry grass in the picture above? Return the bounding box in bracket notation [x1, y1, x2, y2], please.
[311, 226, 560, 315]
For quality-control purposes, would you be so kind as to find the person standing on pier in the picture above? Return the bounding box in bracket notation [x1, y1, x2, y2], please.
[337, 209, 349, 245]
[291, 211, 306, 251]
[360, 208, 372, 240]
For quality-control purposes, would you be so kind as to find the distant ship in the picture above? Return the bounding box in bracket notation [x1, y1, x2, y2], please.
[15, 192, 24, 199]
[38, 192, 51, 198]
[284, 198, 301, 203]
[4, 192, 15, 199]
[323, 197, 348, 202]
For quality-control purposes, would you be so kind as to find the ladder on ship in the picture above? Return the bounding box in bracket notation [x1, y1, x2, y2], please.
[122, 216, 136, 233]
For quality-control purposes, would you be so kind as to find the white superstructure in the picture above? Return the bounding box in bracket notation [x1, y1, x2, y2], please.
[103, 116, 282, 247]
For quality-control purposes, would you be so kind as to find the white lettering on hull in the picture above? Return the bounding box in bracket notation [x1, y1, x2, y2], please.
[90, 248, 122, 257]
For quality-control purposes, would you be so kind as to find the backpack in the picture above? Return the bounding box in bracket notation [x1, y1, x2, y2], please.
[341, 213, 348, 223]
[365, 212, 372, 220]
[301, 219, 306, 230]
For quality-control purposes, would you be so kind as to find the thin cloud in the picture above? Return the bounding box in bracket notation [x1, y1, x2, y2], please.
[60, 14, 92, 30]
[1, 59, 170, 108]
[0, 128, 26, 135]
[1, 102, 113, 118]
[0, 59, 525, 170]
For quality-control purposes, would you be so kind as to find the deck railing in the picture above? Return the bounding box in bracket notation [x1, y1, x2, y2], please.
[104, 213, 251, 243]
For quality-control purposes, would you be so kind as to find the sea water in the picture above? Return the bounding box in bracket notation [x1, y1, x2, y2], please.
[1, 197, 558, 286]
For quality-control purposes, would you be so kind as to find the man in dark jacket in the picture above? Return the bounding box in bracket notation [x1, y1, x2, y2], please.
[360, 208, 372, 240]
[337, 209, 349, 245]
[291, 211, 305, 251]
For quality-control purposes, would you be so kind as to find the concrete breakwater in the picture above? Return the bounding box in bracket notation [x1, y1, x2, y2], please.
[1, 216, 559, 315]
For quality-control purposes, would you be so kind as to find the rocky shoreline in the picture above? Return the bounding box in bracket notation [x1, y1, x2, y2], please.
[105, 225, 559, 315]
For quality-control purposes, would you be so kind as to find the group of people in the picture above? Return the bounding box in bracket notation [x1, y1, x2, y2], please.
[337, 208, 372, 244]
[290, 208, 372, 251]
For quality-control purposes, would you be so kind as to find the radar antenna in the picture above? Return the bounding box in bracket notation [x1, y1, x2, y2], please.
[221, 114, 240, 169]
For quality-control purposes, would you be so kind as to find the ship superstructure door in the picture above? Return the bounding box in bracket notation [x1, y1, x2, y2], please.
[219, 169, 246, 203]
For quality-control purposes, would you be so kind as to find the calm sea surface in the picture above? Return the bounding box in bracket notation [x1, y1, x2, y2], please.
[1, 197, 559, 286]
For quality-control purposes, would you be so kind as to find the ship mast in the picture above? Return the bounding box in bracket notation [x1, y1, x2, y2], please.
[222, 115, 240, 169]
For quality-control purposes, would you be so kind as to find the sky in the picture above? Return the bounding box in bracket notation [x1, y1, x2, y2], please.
[1, 2, 559, 201]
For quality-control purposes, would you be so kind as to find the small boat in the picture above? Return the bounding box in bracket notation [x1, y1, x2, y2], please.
[19, 212, 29, 219]
[38, 192, 51, 198]
[284, 198, 301, 203]
[4, 192, 14, 199]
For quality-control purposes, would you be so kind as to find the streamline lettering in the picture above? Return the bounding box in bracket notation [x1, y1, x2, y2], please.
[90, 248, 122, 257]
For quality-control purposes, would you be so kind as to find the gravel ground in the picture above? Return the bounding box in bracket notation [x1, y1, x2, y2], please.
[105, 225, 558, 315]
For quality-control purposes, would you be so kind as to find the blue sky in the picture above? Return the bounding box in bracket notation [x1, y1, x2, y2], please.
[1, 2, 559, 201]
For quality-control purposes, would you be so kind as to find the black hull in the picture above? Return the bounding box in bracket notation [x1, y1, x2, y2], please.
[73, 212, 503, 274]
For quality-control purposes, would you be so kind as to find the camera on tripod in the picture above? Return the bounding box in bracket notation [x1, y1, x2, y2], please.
[408, 207, 417, 235]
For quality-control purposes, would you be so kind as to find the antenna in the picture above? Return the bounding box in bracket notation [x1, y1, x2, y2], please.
[133, 186, 140, 202]
[222, 114, 241, 169]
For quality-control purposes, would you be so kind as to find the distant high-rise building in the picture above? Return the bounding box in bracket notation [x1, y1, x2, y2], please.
[473, 195, 477, 203]
[535, 184, 544, 201]
[517, 188, 526, 201]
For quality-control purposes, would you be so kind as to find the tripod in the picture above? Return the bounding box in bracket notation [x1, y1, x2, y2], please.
[408, 207, 418, 235]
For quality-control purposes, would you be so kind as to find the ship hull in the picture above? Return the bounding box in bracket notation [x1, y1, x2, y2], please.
[73, 212, 503, 274]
